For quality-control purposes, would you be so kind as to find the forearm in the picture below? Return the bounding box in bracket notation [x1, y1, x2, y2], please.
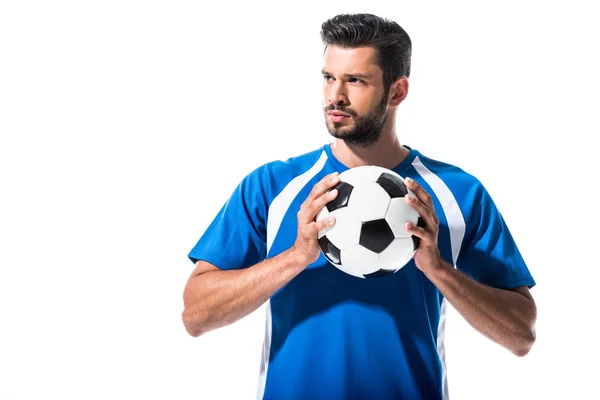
[424, 261, 537, 356]
[182, 249, 308, 337]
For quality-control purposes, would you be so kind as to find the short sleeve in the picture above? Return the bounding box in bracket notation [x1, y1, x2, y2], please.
[455, 185, 536, 290]
[187, 169, 268, 270]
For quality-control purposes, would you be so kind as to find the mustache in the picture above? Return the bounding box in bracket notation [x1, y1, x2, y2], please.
[324, 104, 357, 117]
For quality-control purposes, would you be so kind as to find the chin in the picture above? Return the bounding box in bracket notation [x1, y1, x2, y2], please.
[328, 130, 352, 141]
[327, 120, 353, 132]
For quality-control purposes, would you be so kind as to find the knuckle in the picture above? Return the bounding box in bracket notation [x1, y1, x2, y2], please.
[319, 195, 332, 207]
[308, 203, 320, 217]
[308, 188, 320, 200]
[305, 221, 316, 234]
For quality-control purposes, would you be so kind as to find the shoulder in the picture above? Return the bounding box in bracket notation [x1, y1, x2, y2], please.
[259, 146, 328, 178]
[240, 145, 329, 201]
[410, 149, 502, 245]
[411, 150, 486, 201]
[409, 149, 500, 236]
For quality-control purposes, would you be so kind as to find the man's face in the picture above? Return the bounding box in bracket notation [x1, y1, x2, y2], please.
[322, 45, 389, 147]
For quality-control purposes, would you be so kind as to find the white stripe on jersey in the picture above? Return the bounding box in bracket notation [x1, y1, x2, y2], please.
[412, 155, 466, 400]
[265, 150, 329, 254]
[257, 150, 328, 400]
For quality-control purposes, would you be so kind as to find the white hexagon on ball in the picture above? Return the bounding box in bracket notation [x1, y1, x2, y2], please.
[385, 197, 420, 238]
[320, 206, 362, 250]
[339, 245, 380, 278]
[341, 165, 389, 186]
[378, 237, 416, 271]
[347, 182, 391, 221]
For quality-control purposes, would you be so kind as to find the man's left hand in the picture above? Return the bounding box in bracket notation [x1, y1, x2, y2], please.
[404, 177, 446, 274]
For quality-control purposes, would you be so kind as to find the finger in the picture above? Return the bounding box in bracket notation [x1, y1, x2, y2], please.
[405, 194, 430, 222]
[405, 220, 431, 244]
[405, 178, 438, 226]
[312, 215, 336, 233]
[299, 187, 338, 225]
[406, 194, 440, 232]
[299, 172, 339, 222]
[405, 177, 434, 210]
[309, 188, 338, 219]
[308, 172, 340, 201]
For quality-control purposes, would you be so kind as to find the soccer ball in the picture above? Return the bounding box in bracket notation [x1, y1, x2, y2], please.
[316, 166, 422, 279]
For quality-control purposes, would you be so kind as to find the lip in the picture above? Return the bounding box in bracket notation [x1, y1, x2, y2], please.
[328, 114, 349, 123]
[327, 111, 350, 117]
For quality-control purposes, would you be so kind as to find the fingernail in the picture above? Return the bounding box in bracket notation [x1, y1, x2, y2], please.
[328, 217, 335, 224]
[329, 189, 338, 197]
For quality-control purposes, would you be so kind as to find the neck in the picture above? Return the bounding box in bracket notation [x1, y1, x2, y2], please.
[330, 117, 409, 170]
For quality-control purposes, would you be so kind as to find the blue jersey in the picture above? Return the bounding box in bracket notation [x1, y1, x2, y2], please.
[188, 143, 535, 400]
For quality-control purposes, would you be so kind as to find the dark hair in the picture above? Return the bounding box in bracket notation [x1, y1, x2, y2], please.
[320, 13, 412, 91]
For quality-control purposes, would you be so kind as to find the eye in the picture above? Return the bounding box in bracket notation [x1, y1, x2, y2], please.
[349, 78, 362, 84]
[323, 74, 334, 81]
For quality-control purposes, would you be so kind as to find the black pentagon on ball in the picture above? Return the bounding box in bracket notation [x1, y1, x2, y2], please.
[318, 235, 341, 265]
[325, 181, 354, 212]
[412, 217, 426, 249]
[376, 173, 409, 198]
[359, 219, 395, 253]
[363, 268, 396, 279]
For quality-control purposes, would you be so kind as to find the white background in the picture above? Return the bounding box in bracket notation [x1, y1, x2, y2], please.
[1, 1, 598, 399]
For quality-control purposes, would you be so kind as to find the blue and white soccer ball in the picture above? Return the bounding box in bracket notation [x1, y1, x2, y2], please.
[316, 166, 422, 279]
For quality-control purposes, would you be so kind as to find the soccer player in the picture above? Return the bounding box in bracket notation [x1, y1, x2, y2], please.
[182, 13, 537, 400]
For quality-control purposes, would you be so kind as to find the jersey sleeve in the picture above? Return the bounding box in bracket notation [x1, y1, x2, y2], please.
[455, 184, 536, 290]
[187, 168, 268, 270]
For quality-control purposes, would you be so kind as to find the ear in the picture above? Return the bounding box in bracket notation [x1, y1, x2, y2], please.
[388, 77, 409, 108]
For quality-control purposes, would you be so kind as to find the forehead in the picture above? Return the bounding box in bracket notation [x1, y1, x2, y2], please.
[323, 45, 382, 77]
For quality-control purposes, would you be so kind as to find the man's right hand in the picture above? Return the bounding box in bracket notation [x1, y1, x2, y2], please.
[183, 171, 342, 337]
[291, 171, 340, 266]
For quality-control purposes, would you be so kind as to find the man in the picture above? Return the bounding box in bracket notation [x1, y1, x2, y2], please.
[182, 13, 537, 400]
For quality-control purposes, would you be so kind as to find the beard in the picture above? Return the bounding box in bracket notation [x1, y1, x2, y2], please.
[324, 91, 389, 148]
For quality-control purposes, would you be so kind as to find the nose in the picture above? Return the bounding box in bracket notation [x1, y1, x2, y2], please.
[329, 82, 348, 106]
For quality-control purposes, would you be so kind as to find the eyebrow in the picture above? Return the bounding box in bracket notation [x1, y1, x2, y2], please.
[321, 69, 372, 80]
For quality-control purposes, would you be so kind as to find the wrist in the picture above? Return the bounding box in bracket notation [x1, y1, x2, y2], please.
[286, 245, 312, 270]
[421, 256, 454, 281]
